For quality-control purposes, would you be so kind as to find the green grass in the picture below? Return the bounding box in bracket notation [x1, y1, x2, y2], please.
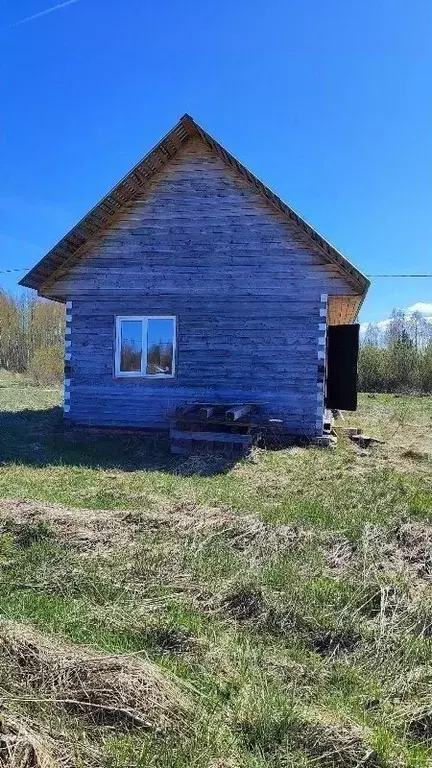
[0, 369, 431, 532]
[0, 369, 431, 766]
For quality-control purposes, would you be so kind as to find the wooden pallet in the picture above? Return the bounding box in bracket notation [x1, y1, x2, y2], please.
[169, 402, 259, 456]
[170, 429, 254, 456]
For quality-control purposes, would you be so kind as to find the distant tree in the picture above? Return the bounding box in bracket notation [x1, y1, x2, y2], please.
[419, 341, 432, 392]
[0, 290, 64, 382]
[386, 309, 406, 345]
[363, 323, 382, 347]
[358, 306, 432, 393]
[358, 343, 386, 392]
[28, 345, 64, 385]
[386, 334, 419, 391]
[408, 311, 432, 349]
[0, 291, 24, 371]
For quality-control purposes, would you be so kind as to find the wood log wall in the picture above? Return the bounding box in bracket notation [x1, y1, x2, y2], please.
[48, 140, 360, 435]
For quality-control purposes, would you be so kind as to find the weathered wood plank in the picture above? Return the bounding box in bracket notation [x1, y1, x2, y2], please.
[226, 405, 254, 422]
[170, 429, 252, 444]
[198, 406, 216, 419]
[51, 140, 354, 435]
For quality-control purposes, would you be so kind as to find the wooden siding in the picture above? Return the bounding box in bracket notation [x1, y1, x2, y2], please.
[327, 295, 362, 325]
[49, 140, 359, 434]
[21, 114, 369, 301]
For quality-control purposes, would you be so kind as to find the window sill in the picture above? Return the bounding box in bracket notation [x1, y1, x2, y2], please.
[113, 374, 176, 380]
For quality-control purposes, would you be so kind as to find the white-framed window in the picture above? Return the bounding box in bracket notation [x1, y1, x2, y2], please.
[114, 316, 176, 377]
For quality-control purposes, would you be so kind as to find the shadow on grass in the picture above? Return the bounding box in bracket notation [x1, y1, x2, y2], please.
[0, 406, 240, 476]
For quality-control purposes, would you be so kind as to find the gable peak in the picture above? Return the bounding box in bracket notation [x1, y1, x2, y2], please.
[20, 113, 369, 307]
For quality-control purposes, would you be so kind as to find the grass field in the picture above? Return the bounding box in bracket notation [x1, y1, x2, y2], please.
[0, 369, 431, 767]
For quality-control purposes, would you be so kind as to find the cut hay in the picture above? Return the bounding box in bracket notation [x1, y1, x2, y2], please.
[0, 498, 312, 559]
[0, 712, 66, 768]
[393, 522, 432, 578]
[0, 500, 141, 556]
[393, 700, 432, 744]
[0, 621, 188, 732]
[170, 501, 310, 553]
[236, 703, 380, 767]
[297, 718, 380, 767]
[11, 495, 410, 590]
[325, 521, 432, 583]
[406, 708, 432, 742]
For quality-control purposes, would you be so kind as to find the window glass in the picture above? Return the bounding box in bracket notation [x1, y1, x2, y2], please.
[120, 320, 142, 372]
[146, 317, 175, 375]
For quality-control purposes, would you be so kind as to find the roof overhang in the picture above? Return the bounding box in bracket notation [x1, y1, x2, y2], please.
[20, 114, 370, 313]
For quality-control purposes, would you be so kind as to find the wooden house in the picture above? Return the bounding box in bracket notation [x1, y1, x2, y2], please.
[20, 114, 369, 442]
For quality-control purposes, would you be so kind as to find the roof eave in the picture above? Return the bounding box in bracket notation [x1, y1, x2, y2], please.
[19, 113, 369, 300]
[19, 114, 195, 292]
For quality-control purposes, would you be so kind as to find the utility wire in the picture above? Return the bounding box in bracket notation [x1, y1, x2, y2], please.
[368, 274, 432, 278]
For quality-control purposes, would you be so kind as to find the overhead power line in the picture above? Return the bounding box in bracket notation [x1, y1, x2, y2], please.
[368, 274, 432, 278]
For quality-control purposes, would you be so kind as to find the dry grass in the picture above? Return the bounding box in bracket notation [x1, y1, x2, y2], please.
[0, 711, 66, 768]
[0, 497, 312, 558]
[3, 496, 432, 589]
[292, 716, 380, 767]
[0, 376, 432, 766]
[0, 620, 189, 766]
[0, 621, 188, 733]
[325, 520, 432, 581]
[342, 394, 432, 475]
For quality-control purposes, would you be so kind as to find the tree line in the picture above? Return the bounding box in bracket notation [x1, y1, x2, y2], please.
[0, 290, 65, 384]
[358, 309, 432, 393]
[1, 290, 431, 393]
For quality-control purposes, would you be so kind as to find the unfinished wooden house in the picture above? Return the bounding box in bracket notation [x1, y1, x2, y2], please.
[20, 114, 369, 447]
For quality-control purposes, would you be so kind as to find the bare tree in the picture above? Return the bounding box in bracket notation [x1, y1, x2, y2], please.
[0, 290, 65, 380]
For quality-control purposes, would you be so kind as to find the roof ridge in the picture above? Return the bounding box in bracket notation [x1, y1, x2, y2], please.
[19, 114, 369, 304]
[179, 115, 369, 293]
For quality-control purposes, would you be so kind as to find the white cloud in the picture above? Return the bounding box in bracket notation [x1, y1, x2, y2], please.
[406, 302, 432, 315]
[360, 318, 391, 335]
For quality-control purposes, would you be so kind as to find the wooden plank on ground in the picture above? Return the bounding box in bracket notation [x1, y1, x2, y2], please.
[198, 406, 216, 419]
[226, 404, 254, 422]
[175, 403, 198, 417]
[170, 429, 252, 445]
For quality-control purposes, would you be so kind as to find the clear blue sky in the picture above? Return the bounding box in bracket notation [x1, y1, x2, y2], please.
[1, 0, 431, 323]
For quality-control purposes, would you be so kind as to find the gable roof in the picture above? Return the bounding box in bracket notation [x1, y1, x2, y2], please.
[20, 114, 370, 307]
